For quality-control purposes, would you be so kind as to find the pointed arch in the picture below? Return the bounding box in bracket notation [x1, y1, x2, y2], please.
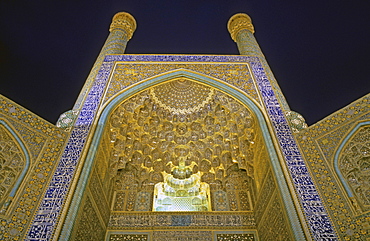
[0, 119, 30, 214]
[334, 121, 370, 203]
[62, 69, 304, 240]
[98, 69, 265, 140]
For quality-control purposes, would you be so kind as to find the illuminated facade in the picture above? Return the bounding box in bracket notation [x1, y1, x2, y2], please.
[0, 12, 369, 240]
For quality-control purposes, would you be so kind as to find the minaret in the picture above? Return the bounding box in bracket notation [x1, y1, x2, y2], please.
[73, 12, 136, 111]
[227, 13, 290, 112]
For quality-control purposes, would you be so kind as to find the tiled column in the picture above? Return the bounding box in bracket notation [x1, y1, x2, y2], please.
[27, 12, 136, 241]
[228, 13, 290, 112]
[73, 12, 136, 110]
[228, 14, 338, 240]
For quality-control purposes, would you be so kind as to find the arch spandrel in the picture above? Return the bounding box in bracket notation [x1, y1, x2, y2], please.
[104, 62, 259, 106]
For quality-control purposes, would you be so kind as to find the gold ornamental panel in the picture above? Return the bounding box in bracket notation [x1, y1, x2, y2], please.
[105, 79, 260, 212]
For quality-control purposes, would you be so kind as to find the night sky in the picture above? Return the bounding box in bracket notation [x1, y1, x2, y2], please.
[1, 1, 369, 125]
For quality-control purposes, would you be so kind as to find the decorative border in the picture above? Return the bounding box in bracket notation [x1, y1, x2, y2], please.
[105, 232, 151, 241]
[105, 230, 258, 241]
[27, 55, 337, 240]
[214, 230, 258, 241]
[108, 212, 256, 229]
[249, 60, 338, 239]
[104, 54, 256, 63]
[26, 62, 115, 240]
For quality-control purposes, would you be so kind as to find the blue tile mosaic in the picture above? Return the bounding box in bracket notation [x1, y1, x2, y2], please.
[248, 59, 338, 240]
[26, 62, 114, 240]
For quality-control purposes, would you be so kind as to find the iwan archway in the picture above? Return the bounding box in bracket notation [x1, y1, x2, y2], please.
[63, 70, 305, 240]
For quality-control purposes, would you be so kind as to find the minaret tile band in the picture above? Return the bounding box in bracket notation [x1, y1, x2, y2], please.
[73, 12, 136, 111]
[228, 13, 291, 114]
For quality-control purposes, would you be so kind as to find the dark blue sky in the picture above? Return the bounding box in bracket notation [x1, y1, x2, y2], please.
[1, 1, 370, 125]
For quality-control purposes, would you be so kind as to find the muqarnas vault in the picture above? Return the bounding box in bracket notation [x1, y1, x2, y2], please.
[0, 12, 369, 241]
